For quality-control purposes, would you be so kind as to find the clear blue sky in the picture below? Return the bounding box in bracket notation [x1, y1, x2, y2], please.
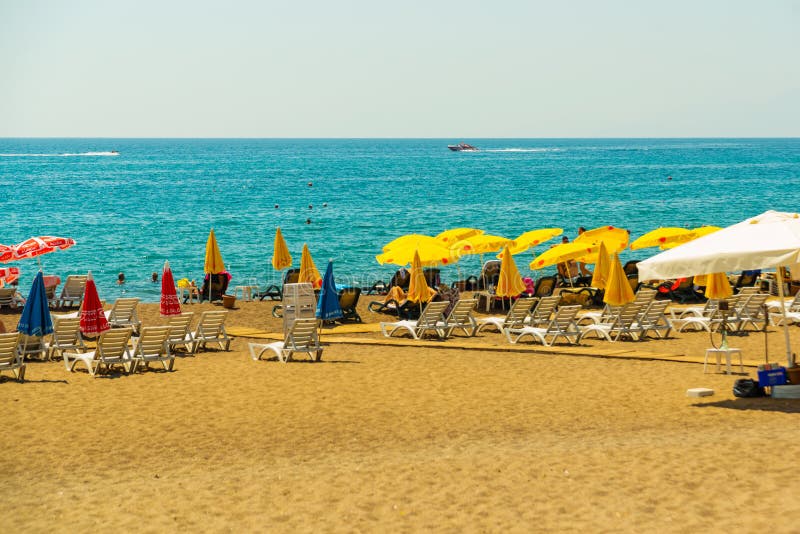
[1, 0, 798, 137]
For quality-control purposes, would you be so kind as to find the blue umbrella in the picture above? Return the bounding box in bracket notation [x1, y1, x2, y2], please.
[17, 271, 54, 337]
[316, 261, 343, 321]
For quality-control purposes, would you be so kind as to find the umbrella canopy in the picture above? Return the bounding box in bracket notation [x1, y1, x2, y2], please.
[604, 253, 635, 306]
[376, 239, 460, 267]
[298, 244, 322, 288]
[637, 210, 800, 366]
[435, 228, 483, 245]
[575, 226, 628, 253]
[17, 271, 53, 337]
[0, 244, 13, 263]
[160, 260, 182, 316]
[495, 246, 526, 297]
[80, 272, 110, 337]
[590, 241, 611, 289]
[657, 226, 724, 250]
[704, 272, 733, 300]
[406, 250, 433, 303]
[630, 227, 694, 250]
[204, 229, 225, 275]
[12, 236, 76, 261]
[530, 242, 598, 270]
[508, 228, 563, 255]
[452, 234, 510, 256]
[272, 227, 292, 271]
[381, 233, 434, 252]
[316, 261, 343, 321]
[0, 267, 20, 286]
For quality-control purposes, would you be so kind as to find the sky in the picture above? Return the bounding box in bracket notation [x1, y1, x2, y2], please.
[0, 0, 798, 137]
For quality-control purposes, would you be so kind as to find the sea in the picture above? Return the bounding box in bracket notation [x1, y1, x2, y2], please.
[1, 138, 798, 302]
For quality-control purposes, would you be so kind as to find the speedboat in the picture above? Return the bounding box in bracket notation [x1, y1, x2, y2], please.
[448, 143, 478, 152]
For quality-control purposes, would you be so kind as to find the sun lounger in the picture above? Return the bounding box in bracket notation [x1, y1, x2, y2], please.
[578, 303, 644, 342]
[104, 297, 141, 334]
[527, 295, 561, 327]
[192, 310, 230, 352]
[444, 298, 478, 337]
[63, 328, 134, 376]
[475, 297, 537, 334]
[338, 287, 362, 322]
[506, 304, 582, 346]
[0, 332, 26, 382]
[44, 317, 85, 361]
[730, 292, 769, 331]
[0, 287, 21, 309]
[131, 326, 174, 372]
[248, 318, 322, 363]
[633, 300, 672, 339]
[380, 301, 450, 340]
[57, 275, 87, 308]
[18, 334, 47, 360]
[167, 312, 195, 354]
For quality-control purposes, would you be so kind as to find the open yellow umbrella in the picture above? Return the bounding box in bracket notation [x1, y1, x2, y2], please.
[435, 228, 483, 245]
[530, 242, 598, 270]
[590, 241, 611, 289]
[659, 226, 723, 250]
[272, 227, 292, 271]
[630, 227, 694, 250]
[406, 250, 434, 303]
[204, 229, 225, 274]
[376, 239, 460, 267]
[603, 253, 635, 306]
[507, 228, 563, 255]
[381, 234, 434, 252]
[298, 243, 322, 288]
[575, 225, 629, 253]
[451, 234, 510, 256]
[704, 272, 733, 299]
[495, 245, 526, 297]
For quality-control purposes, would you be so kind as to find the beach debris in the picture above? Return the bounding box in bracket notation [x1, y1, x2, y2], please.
[686, 388, 714, 397]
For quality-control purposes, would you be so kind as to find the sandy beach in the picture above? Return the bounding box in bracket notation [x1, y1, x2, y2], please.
[2, 299, 800, 532]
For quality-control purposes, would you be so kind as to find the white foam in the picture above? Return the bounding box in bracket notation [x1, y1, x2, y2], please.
[0, 151, 119, 157]
[483, 148, 564, 153]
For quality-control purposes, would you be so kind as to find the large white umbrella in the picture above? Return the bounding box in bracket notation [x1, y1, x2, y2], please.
[637, 210, 800, 367]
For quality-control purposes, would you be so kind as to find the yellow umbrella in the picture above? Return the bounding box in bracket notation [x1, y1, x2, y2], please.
[495, 245, 526, 297]
[451, 234, 510, 256]
[204, 229, 225, 274]
[381, 233, 435, 252]
[704, 272, 733, 299]
[298, 243, 322, 288]
[659, 226, 723, 249]
[630, 227, 694, 250]
[530, 242, 598, 270]
[271, 227, 292, 271]
[406, 250, 434, 303]
[376, 240, 460, 267]
[435, 228, 483, 245]
[507, 228, 563, 255]
[590, 241, 611, 289]
[575, 225, 629, 253]
[603, 253, 635, 306]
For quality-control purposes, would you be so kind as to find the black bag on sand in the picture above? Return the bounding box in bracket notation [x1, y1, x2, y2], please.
[733, 378, 766, 398]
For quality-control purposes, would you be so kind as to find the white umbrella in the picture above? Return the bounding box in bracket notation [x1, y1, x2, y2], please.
[638, 210, 800, 367]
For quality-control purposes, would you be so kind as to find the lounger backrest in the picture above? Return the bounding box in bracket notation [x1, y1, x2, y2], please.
[530, 295, 560, 324]
[18, 334, 45, 357]
[633, 288, 656, 307]
[736, 286, 759, 298]
[285, 318, 319, 349]
[135, 326, 171, 357]
[534, 276, 557, 297]
[447, 298, 477, 324]
[617, 303, 643, 327]
[338, 287, 361, 310]
[0, 288, 15, 306]
[503, 297, 538, 328]
[738, 293, 769, 318]
[168, 313, 194, 341]
[109, 298, 140, 324]
[197, 311, 228, 335]
[52, 317, 82, 348]
[417, 301, 449, 328]
[60, 275, 87, 299]
[789, 293, 800, 312]
[0, 332, 21, 365]
[549, 305, 582, 332]
[640, 300, 669, 324]
[97, 329, 133, 360]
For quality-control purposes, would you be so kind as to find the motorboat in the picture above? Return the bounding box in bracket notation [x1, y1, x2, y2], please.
[447, 143, 478, 152]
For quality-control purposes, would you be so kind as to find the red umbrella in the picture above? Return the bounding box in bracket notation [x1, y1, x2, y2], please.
[160, 260, 182, 316]
[13, 236, 76, 261]
[80, 272, 110, 337]
[0, 245, 13, 263]
[0, 267, 21, 286]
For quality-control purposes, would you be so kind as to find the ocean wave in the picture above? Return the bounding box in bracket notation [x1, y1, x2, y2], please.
[483, 148, 564, 153]
[0, 151, 119, 157]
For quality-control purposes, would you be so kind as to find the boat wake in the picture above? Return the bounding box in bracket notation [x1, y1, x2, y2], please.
[483, 148, 564, 153]
[0, 151, 120, 157]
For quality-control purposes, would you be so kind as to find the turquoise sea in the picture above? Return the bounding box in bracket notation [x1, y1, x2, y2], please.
[1, 138, 798, 302]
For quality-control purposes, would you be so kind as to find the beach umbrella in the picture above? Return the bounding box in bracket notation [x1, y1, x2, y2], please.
[704, 272, 733, 300]
[451, 234, 510, 256]
[406, 250, 434, 303]
[376, 239, 460, 267]
[80, 272, 110, 337]
[495, 245, 526, 298]
[204, 229, 225, 274]
[435, 228, 483, 245]
[0, 267, 20, 286]
[272, 227, 292, 271]
[0, 245, 13, 263]
[575, 226, 628, 253]
[507, 228, 563, 255]
[603, 253, 635, 306]
[659, 226, 723, 250]
[160, 260, 182, 317]
[316, 261, 343, 321]
[590, 241, 611, 289]
[298, 244, 322, 288]
[381, 233, 435, 252]
[630, 227, 694, 250]
[10, 236, 76, 269]
[530, 242, 598, 270]
[17, 271, 53, 337]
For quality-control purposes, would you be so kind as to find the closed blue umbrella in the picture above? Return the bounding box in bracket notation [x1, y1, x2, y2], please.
[316, 261, 343, 321]
[17, 271, 54, 337]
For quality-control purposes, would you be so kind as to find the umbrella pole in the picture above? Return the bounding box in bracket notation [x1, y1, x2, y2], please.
[776, 268, 793, 368]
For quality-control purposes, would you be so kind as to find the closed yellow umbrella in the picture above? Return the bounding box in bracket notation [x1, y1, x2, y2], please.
[495, 245, 527, 297]
[508, 228, 563, 255]
[575, 225, 629, 253]
[704, 272, 733, 299]
[435, 228, 483, 245]
[603, 253, 635, 306]
[272, 227, 292, 271]
[452, 234, 510, 256]
[376, 240, 460, 267]
[630, 227, 694, 250]
[298, 243, 322, 288]
[530, 242, 598, 270]
[204, 229, 225, 274]
[406, 250, 434, 303]
[590, 241, 611, 289]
